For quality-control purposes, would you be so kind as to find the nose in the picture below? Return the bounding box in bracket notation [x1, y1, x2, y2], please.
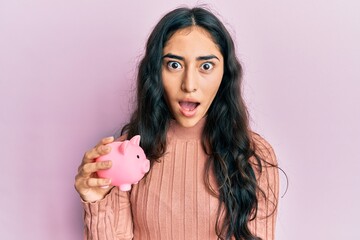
[142, 160, 150, 174]
[181, 67, 198, 93]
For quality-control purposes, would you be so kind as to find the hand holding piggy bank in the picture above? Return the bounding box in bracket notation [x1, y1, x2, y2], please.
[96, 135, 150, 191]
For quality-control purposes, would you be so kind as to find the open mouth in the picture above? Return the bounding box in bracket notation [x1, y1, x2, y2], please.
[179, 101, 200, 111]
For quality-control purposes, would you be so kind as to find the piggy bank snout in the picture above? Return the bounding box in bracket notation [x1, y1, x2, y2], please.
[142, 160, 150, 174]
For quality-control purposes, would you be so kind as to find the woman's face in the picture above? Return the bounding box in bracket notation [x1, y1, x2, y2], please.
[161, 26, 224, 128]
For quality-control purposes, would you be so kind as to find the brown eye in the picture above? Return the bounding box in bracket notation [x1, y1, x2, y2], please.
[137, 155, 140, 159]
[167, 61, 182, 70]
[201, 62, 214, 71]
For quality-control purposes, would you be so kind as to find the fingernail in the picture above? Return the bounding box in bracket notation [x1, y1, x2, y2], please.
[104, 161, 111, 167]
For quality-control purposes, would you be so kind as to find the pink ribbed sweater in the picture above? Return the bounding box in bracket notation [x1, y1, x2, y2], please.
[82, 118, 279, 240]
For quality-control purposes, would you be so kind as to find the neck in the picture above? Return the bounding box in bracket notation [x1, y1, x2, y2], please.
[168, 117, 206, 140]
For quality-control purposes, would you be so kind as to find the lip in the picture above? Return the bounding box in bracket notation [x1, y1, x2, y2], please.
[178, 99, 200, 117]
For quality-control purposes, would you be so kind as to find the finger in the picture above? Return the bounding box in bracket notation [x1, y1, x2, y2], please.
[97, 136, 115, 147]
[83, 136, 114, 163]
[83, 144, 112, 163]
[86, 177, 112, 188]
[79, 161, 112, 177]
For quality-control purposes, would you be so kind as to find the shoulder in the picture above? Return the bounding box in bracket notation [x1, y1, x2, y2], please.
[249, 132, 277, 167]
[248, 132, 279, 196]
[248, 132, 280, 221]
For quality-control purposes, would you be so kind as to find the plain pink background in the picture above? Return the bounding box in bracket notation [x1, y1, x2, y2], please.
[1, 0, 359, 239]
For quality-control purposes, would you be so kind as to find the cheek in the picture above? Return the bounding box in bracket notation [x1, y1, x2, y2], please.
[161, 77, 175, 110]
[162, 81, 171, 100]
[162, 71, 181, 100]
[161, 71, 170, 96]
[205, 74, 223, 98]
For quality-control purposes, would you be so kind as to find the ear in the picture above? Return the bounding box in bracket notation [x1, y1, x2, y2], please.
[130, 135, 141, 146]
[119, 141, 129, 154]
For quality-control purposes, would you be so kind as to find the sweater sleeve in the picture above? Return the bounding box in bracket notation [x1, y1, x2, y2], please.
[248, 134, 280, 240]
[82, 187, 134, 240]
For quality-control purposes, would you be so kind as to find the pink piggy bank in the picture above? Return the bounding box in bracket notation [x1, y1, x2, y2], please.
[96, 135, 150, 191]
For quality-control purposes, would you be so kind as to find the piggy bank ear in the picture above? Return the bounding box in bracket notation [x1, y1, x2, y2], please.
[130, 135, 141, 146]
[119, 141, 129, 154]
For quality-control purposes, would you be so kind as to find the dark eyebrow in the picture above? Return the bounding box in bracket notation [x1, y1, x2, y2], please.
[162, 54, 184, 61]
[162, 53, 220, 61]
[196, 55, 220, 61]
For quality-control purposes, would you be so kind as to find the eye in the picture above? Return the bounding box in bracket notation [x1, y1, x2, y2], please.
[200, 62, 214, 71]
[167, 61, 182, 70]
[137, 155, 140, 159]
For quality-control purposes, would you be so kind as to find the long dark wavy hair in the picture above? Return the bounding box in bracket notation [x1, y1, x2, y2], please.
[122, 7, 277, 240]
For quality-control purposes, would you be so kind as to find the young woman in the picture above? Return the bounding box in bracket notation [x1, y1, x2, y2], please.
[75, 7, 279, 240]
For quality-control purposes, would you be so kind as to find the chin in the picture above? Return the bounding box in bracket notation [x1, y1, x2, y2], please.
[176, 116, 203, 128]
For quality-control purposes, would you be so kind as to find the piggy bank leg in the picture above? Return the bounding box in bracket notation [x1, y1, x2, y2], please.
[119, 184, 132, 191]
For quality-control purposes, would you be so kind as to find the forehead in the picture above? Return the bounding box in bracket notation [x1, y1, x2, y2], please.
[163, 26, 222, 56]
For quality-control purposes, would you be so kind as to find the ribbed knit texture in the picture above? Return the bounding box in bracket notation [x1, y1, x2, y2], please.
[83, 118, 279, 240]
